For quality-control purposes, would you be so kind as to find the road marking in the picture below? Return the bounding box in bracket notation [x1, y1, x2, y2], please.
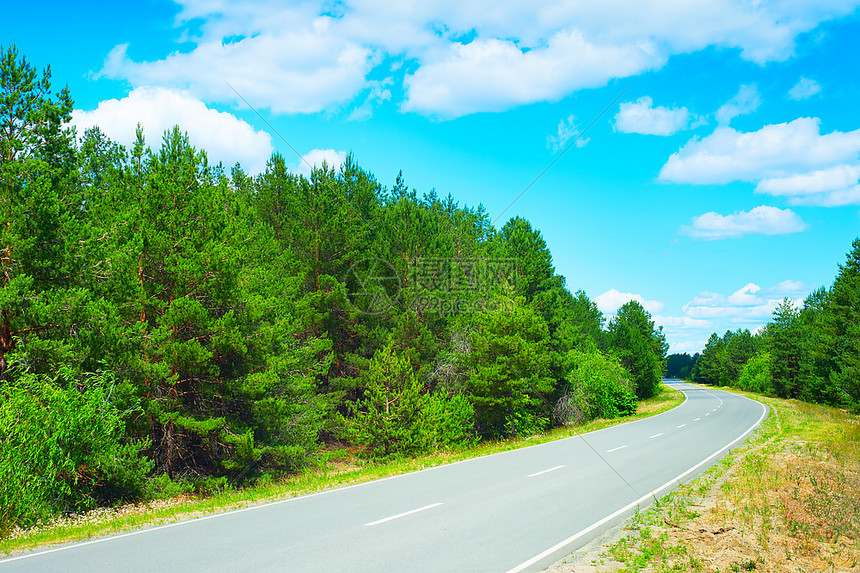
[506, 397, 769, 573]
[677, 424, 686, 428]
[607, 445, 627, 453]
[649, 433, 664, 439]
[694, 417, 701, 421]
[528, 465, 565, 478]
[705, 413, 710, 416]
[364, 503, 443, 527]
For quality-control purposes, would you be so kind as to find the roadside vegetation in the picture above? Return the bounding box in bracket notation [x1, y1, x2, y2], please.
[552, 389, 859, 573]
[0, 45, 669, 538]
[666, 237, 860, 416]
[0, 385, 683, 556]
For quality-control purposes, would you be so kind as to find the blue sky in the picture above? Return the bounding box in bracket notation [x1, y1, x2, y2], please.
[5, 0, 860, 353]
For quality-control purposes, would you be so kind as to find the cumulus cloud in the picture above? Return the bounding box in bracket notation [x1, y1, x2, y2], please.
[402, 31, 660, 117]
[789, 77, 822, 100]
[771, 280, 806, 293]
[682, 282, 805, 323]
[595, 288, 664, 315]
[726, 283, 765, 306]
[756, 165, 860, 206]
[680, 205, 806, 240]
[716, 84, 760, 125]
[71, 86, 273, 174]
[661, 117, 860, 207]
[547, 115, 589, 152]
[295, 149, 348, 176]
[614, 96, 692, 135]
[92, 0, 859, 118]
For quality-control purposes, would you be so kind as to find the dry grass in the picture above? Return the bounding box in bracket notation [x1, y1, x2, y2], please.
[557, 390, 860, 573]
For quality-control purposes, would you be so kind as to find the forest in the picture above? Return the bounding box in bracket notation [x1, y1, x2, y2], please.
[666, 240, 860, 414]
[0, 45, 670, 532]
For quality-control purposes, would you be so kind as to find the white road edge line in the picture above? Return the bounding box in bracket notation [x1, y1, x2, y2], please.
[505, 396, 768, 573]
[606, 445, 627, 453]
[528, 465, 565, 478]
[363, 503, 443, 527]
[649, 433, 663, 439]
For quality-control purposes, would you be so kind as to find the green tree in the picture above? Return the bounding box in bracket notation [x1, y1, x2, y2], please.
[607, 300, 667, 399]
[459, 294, 554, 437]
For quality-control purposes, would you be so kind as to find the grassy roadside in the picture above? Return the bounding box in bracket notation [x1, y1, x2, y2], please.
[553, 386, 860, 573]
[0, 384, 684, 557]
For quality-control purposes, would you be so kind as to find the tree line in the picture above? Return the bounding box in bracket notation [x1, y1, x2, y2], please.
[666, 239, 860, 414]
[0, 46, 668, 532]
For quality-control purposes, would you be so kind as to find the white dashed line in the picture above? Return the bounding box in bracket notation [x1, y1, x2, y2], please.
[649, 433, 664, 439]
[607, 445, 627, 453]
[694, 418, 701, 421]
[364, 503, 443, 527]
[677, 424, 686, 428]
[528, 465, 565, 478]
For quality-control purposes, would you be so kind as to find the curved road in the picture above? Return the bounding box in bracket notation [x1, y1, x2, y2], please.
[1, 381, 767, 572]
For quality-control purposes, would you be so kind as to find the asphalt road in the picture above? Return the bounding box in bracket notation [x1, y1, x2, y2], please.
[0, 380, 767, 572]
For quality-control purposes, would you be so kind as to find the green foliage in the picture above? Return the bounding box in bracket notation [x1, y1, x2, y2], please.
[607, 301, 667, 399]
[557, 349, 637, 424]
[737, 351, 772, 394]
[694, 329, 759, 387]
[2, 44, 694, 529]
[459, 295, 555, 437]
[345, 343, 474, 458]
[0, 369, 152, 532]
[665, 353, 696, 379]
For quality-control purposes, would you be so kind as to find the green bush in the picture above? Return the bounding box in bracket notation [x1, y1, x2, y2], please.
[737, 351, 772, 394]
[557, 349, 637, 424]
[346, 343, 475, 458]
[0, 368, 152, 533]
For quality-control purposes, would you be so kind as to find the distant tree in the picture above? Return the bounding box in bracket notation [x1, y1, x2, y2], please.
[765, 299, 804, 399]
[665, 353, 694, 379]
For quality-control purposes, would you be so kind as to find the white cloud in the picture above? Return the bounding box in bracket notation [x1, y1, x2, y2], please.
[614, 96, 692, 135]
[756, 164, 860, 206]
[771, 280, 806, 293]
[670, 339, 711, 354]
[402, 31, 660, 117]
[654, 315, 711, 328]
[715, 84, 760, 125]
[659, 118, 860, 187]
[547, 115, 589, 152]
[789, 77, 822, 100]
[98, 22, 376, 115]
[71, 86, 273, 174]
[726, 283, 765, 306]
[295, 149, 347, 176]
[681, 282, 807, 323]
[595, 288, 664, 315]
[94, 0, 860, 118]
[680, 205, 807, 240]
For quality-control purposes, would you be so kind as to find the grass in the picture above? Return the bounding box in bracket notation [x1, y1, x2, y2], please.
[0, 384, 684, 557]
[593, 385, 860, 573]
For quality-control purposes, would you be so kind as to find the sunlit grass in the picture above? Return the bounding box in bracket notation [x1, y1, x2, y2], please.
[601, 386, 860, 573]
[0, 384, 684, 556]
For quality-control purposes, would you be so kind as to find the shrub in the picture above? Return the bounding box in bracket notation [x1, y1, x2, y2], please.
[0, 368, 152, 533]
[557, 349, 637, 424]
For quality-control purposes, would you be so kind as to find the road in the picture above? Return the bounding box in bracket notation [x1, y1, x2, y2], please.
[0, 381, 767, 572]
